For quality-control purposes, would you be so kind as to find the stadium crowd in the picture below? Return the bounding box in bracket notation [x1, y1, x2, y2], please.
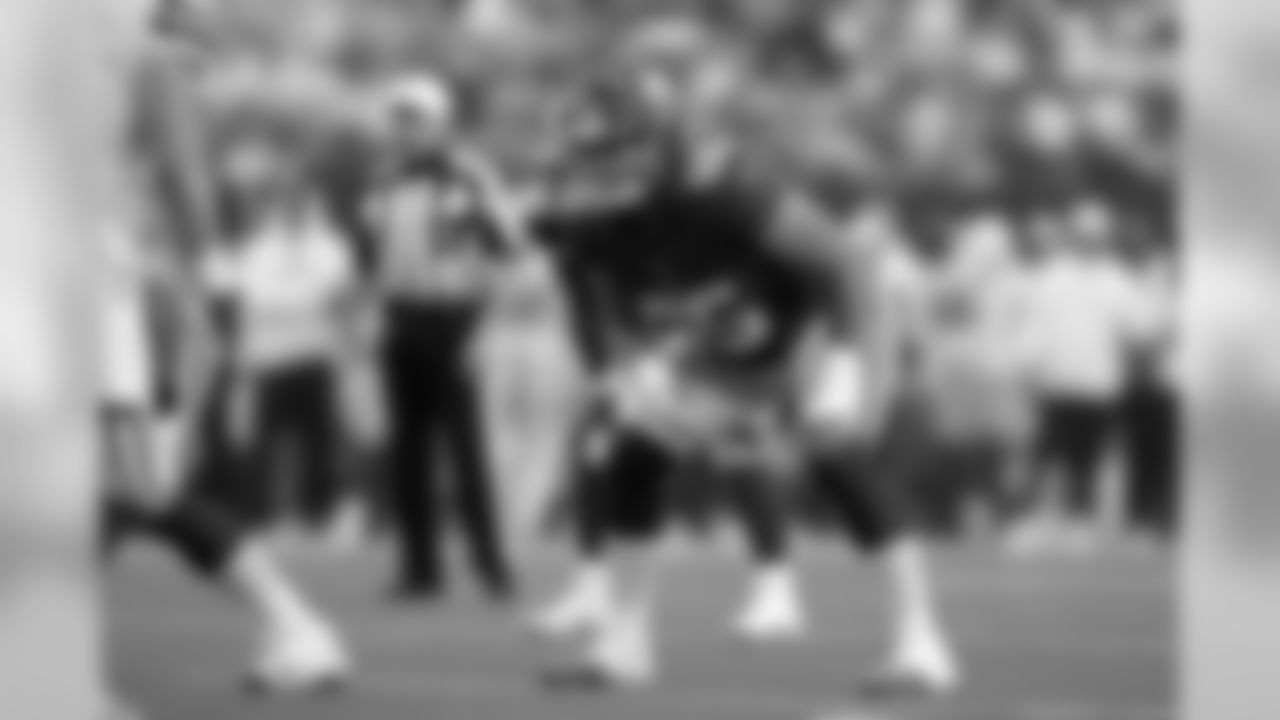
[102, 0, 1177, 711]
[151, 0, 1174, 537]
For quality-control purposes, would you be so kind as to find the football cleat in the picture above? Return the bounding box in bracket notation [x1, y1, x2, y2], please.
[246, 624, 352, 697]
[734, 571, 809, 643]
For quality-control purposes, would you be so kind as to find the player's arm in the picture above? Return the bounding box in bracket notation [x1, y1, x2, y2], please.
[512, 176, 646, 362]
[564, 258, 633, 373]
[449, 148, 536, 256]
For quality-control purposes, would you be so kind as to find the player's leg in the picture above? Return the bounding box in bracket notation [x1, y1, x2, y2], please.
[154, 495, 351, 693]
[553, 431, 677, 688]
[809, 429, 959, 695]
[285, 362, 365, 550]
[331, 354, 386, 547]
[102, 406, 351, 693]
[728, 468, 807, 641]
[533, 264, 626, 632]
[532, 403, 619, 634]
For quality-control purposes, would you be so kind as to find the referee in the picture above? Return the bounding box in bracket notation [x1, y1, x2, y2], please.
[366, 75, 520, 602]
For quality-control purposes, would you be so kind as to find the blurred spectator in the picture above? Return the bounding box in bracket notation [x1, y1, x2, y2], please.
[1008, 198, 1159, 554]
[884, 212, 1037, 536]
[1119, 239, 1179, 542]
[477, 252, 582, 540]
[150, 0, 1176, 547]
[200, 143, 357, 534]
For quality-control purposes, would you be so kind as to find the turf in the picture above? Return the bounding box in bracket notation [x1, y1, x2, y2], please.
[110, 543, 1174, 720]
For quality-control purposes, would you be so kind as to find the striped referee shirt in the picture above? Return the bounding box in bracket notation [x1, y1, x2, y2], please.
[367, 161, 503, 307]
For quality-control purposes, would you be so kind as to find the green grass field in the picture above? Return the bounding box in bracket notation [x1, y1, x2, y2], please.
[110, 544, 1174, 720]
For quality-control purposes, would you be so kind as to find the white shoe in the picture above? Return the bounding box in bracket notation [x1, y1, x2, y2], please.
[866, 636, 961, 698]
[248, 622, 352, 696]
[531, 573, 611, 637]
[544, 605, 657, 692]
[734, 571, 808, 643]
[582, 608, 657, 689]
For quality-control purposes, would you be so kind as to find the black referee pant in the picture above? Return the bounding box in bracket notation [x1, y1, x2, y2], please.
[242, 361, 343, 530]
[1120, 379, 1179, 538]
[381, 301, 514, 600]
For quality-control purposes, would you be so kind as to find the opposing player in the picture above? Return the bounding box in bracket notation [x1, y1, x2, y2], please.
[530, 73, 811, 647]
[97, 5, 348, 718]
[98, 217, 352, 700]
[521, 83, 959, 693]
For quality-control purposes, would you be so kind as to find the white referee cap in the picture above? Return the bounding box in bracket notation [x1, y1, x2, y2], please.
[381, 74, 455, 126]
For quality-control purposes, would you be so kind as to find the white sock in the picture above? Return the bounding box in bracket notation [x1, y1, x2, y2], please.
[883, 541, 951, 670]
[737, 562, 807, 641]
[591, 587, 656, 682]
[741, 564, 801, 620]
[227, 546, 326, 640]
[604, 541, 664, 671]
[555, 560, 615, 619]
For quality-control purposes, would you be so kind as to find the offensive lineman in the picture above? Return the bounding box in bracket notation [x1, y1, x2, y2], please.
[531, 54, 813, 646]
[99, 1, 349, 717]
[517, 81, 959, 694]
[98, 218, 351, 708]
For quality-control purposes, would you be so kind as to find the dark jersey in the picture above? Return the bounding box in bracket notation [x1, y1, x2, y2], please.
[535, 173, 857, 376]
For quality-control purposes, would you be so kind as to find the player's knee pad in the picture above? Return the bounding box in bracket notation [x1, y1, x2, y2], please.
[149, 497, 247, 577]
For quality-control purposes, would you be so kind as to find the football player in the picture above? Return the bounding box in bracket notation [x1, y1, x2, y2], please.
[520, 81, 959, 693]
